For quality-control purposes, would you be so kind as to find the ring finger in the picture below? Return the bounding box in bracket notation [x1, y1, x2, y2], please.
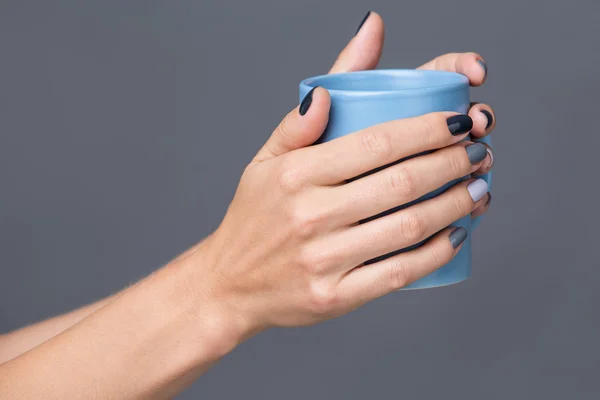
[314, 178, 488, 270]
[329, 142, 489, 225]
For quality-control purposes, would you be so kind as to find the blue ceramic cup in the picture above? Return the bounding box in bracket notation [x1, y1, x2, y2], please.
[299, 69, 491, 289]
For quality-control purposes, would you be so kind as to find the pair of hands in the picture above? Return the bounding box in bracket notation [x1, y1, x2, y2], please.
[193, 12, 496, 337]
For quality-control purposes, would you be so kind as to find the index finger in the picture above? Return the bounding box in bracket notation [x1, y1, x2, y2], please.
[297, 112, 473, 185]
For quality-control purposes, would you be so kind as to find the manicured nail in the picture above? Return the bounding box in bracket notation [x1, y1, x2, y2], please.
[477, 60, 488, 78]
[481, 109, 493, 130]
[467, 178, 488, 202]
[465, 143, 487, 165]
[447, 115, 473, 135]
[355, 11, 371, 35]
[486, 193, 492, 207]
[449, 227, 468, 249]
[299, 87, 317, 116]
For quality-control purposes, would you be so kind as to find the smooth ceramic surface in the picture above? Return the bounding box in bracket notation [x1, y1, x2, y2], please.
[299, 69, 492, 289]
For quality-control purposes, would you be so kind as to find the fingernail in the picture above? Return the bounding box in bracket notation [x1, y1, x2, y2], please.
[467, 178, 488, 202]
[477, 60, 488, 78]
[449, 227, 468, 249]
[447, 115, 473, 135]
[299, 87, 317, 116]
[486, 193, 492, 207]
[355, 11, 371, 35]
[465, 143, 487, 165]
[481, 109, 493, 130]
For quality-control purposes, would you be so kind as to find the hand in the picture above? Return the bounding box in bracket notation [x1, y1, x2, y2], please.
[189, 11, 495, 336]
[255, 10, 495, 217]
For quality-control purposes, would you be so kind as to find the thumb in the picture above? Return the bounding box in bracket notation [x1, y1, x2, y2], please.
[253, 12, 383, 164]
[253, 87, 330, 163]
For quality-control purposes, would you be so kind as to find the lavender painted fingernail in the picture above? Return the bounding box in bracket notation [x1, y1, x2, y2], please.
[467, 178, 488, 202]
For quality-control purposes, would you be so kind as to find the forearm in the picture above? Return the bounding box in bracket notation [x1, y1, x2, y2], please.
[0, 237, 214, 364]
[0, 242, 247, 399]
[0, 294, 117, 363]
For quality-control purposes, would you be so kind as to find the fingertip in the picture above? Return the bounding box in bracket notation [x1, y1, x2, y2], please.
[468, 104, 495, 138]
[295, 87, 331, 144]
[455, 52, 487, 86]
[471, 192, 491, 218]
[299, 86, 330, 117]
[313, 86, 331, 108]
[448, 226, 468, 250]
[330, 11, 384, 74]
[473, 145, 494, 173]
[355, 10, 384, 38]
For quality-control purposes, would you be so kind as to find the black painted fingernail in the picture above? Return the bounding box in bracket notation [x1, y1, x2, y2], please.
[465, 143, 487, 165]
[477, 60, 488, 78]
[299, 87, 317, 116]
[447, 115, 473, 135]
[481, 109, 493, 130]
[449, 227, 468, 249]
[355, 11, 371, 35]
[486, 192, 492, 207]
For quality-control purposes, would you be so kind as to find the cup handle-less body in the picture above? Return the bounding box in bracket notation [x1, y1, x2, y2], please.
[299, 69, 491, 288]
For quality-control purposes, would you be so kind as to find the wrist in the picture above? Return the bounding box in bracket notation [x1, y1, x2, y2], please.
[167, 236, 259, 360]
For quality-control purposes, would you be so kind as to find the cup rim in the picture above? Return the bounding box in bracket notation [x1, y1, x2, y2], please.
[299, 69, 469, 97]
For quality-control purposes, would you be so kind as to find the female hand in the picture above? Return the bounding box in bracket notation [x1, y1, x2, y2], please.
[188, 10, 498, 337]
[256, 10, 496, 216]
[0, 12, 498, 400]
[198, 94, 491, 334]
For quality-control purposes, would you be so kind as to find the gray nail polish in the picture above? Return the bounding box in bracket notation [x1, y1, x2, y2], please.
[449, 227, 468, 249]
[465, 143, 487, 165]
[477, 60, 488, 78]
[467, 178, 488, 202]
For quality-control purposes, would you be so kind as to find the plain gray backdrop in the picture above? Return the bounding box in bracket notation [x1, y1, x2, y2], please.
[1, 0, 599, 399]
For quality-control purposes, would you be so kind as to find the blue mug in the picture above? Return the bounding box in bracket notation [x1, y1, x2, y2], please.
[299, 69, 491, 289]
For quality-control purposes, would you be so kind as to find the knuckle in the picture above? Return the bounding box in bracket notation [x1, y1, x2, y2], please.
[399, 212, 427, 242]
[389, 165, 417, 197]
[420, 114, 445, 147]
[308, 281, 339, 314]
[428, 241, 453, 268]
[277, 159, 304, 194]
[290, 206, 318, 238]
[289, 200, 330, 239]
[361, 130, 392, 159]
[297, 246, 335, 274]
[449, 192, 471, 216]
[447, 149, 468, 176]
[277, 112, 295, 142]
[389, 260, 412, 289]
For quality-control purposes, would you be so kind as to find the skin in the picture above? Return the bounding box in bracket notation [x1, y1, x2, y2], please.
[0, 11, 496, 399]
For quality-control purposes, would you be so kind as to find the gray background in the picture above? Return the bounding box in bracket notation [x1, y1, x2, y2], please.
[1, 0, 598, 399]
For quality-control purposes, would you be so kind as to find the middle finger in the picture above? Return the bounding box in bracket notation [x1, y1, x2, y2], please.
[329, 142, 490, 226]
[323, 178, 489, 269]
